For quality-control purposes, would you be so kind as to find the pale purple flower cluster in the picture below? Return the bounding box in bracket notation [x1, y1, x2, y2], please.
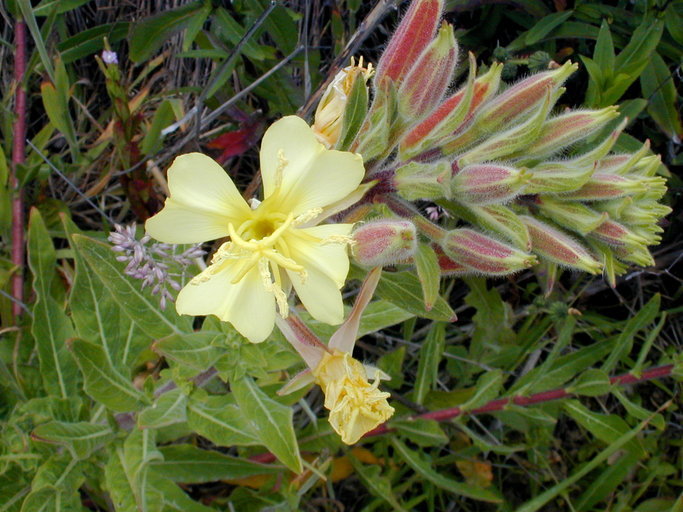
[108, 223, 205, 309]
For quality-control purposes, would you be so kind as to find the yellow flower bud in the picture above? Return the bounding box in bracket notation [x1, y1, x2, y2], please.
[313, 350, 394, 444]
[312, 57, 373, 147]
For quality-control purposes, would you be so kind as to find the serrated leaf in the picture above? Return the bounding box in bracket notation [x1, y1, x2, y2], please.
[72, 234, 188, 338]
[393, 418, 448, 447]
[414, 322, 446, 404]
[28, 208, 78, 399]
[32, 421, 113, 459]
[153, 444, 280, 483]
[391, 438, 501, 503]
[187, 394, 261, 446]
[138, 388, 187, 429]
[69, 338, 149, 412]
[231, 375, 302, 473]
[377, 271, 456, 322]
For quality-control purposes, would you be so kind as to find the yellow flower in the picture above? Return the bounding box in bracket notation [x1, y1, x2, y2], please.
[312, 350, 394, 445]
[145, 116, 365, 343]
[312, 57, 374, 147]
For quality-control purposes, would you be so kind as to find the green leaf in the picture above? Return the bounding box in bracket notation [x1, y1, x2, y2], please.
[16, 0, 55, 81]
[34, 0, 91, 15]
[391, 438, 501, 503]
[0, 468, 29, 512]
[57, 22, 129, 63]
[69, 338, 149, 412]
[213, 7, 267, 61]
[348, 457, 408, 512]
[602, 294, 660, 373]
[62, 215, 144, 371]
[524, 10, 574, 45]
[187, 394, 261, 446]
[393, 418, 448, 447]
[72, 234, 189, 338]
[128, 0, 210, 62]
[28, 208, 78, 399]
[564, 400, 646, 457]
[32, 421, 113, 459]
[141, 100, 175, 155]
[377, 346, 406, 389]
[593, 20, 615, 80]
[414, 243, 441, 311]
[22, 456, 83, 511]
[231, 375, 302, 473]
[414, 322, 446, 405]
[377, 271, 456, 322]
[153, 444, 280, 483]
[612, 388, 665, 431]
[464, 277, 515, 361]
[336, 69, 369, 151]
[574, 451, 639, 511]
[357, 300, 413, 337]
[460, 369, 505, 412]
[567, 368, 611, 397]
[641, 53, 683, 139]
[154, 332, 224, 373]
[138, 388, 188, 429]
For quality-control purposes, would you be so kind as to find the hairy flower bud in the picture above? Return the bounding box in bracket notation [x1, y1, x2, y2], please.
[521, 216, 602, 273]
[589, 219, 650, 250]
[561, 173, 648, 201]
[394, 160, 452, 200]
[375, 0, 443, 86]
[398, 23, 458, 119]
[440, 228, 536, 275]
[451, 164, 529, 204]
[352, 219, 417, 267]
[520, 107, 619, 159]
[313, 57, 373, 147]
[536, 197, 608, 235]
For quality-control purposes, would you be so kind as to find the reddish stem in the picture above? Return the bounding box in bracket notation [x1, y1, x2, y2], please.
[11, 20, 27, 319]
[249, 364, 674, 464]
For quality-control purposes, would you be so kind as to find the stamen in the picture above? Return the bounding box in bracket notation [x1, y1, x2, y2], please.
[322, 234, 355, 246]
[259, 259, 289, 317]
[293, 208, 324, 226]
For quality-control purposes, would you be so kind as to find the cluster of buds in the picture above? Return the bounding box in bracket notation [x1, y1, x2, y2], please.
[109, 223, 205, 309]
[313, 0, 670, 291]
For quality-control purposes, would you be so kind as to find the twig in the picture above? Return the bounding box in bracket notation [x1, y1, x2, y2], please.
[10, 19, 27, 319]
[249, 364, 675, 463]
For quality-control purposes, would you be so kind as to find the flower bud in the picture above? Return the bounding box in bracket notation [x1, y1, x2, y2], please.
[588, 219, 649, 250]
[561, 173, 647, 201]
[451, 164, 529, 205]
[524, 160, 594, 194]
[474, 60, 577, 133]
[521, 216, 602, 274]
[521, 107, 619, 159]
[313, 57, 373, 148]
[536, 197, 608, 235]
[353, 78, 397, 161]
[433, 244, 470, 276]
[375, 0, 443, 86]
[399, 58, 502, 159]
[445, 201, 530, 250]
[398, 23, 458, 119]
[596, 140, 650, 175]
[440, 228, 536, 275]
[612, 244, 655, 267]
[394, 160, 451, 200]
[352, 219, 417, 267]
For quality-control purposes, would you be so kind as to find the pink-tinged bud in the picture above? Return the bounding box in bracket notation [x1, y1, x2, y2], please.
[432, 244, 470, 276]
[630, 154, 661, 177]
[445, 201, 530, 250]
[521, 216, 602, 274]
[521, 107, 619, 159]
[589, 219, 649, 250]
[451, 164, 529, 205]
[525, 160, 594, 194]
[394, 160, 451, 200]
[474, 61, 577, 132]
[536, 197, 608, 235]
[375, 0, 443, 85]
[352, 219, 417, 267]
[612, 244, 655, 267]
[596, 140, 650, 175]
[568, 119, 626, 169]
[440, 228, 536, 275]
[398, 23, 458, 119]
[561, 173, 648, 201]
[619, 202, 672, 226]
[399, 59, 502, 158]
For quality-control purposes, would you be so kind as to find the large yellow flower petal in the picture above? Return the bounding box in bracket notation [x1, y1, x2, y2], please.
[176, 263, 275, 343]
[285, 224, 353, 325]
[146, 153, 251, 244]
[259, 116, 365, 214]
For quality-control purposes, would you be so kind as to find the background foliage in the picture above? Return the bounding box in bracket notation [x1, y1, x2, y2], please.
[0, 0, 681, 510]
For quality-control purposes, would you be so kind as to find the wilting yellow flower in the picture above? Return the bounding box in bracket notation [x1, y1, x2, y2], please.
[312, 350, 394, 445]
[145, 116, 365, 343]
[312, 57, 374, 147]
